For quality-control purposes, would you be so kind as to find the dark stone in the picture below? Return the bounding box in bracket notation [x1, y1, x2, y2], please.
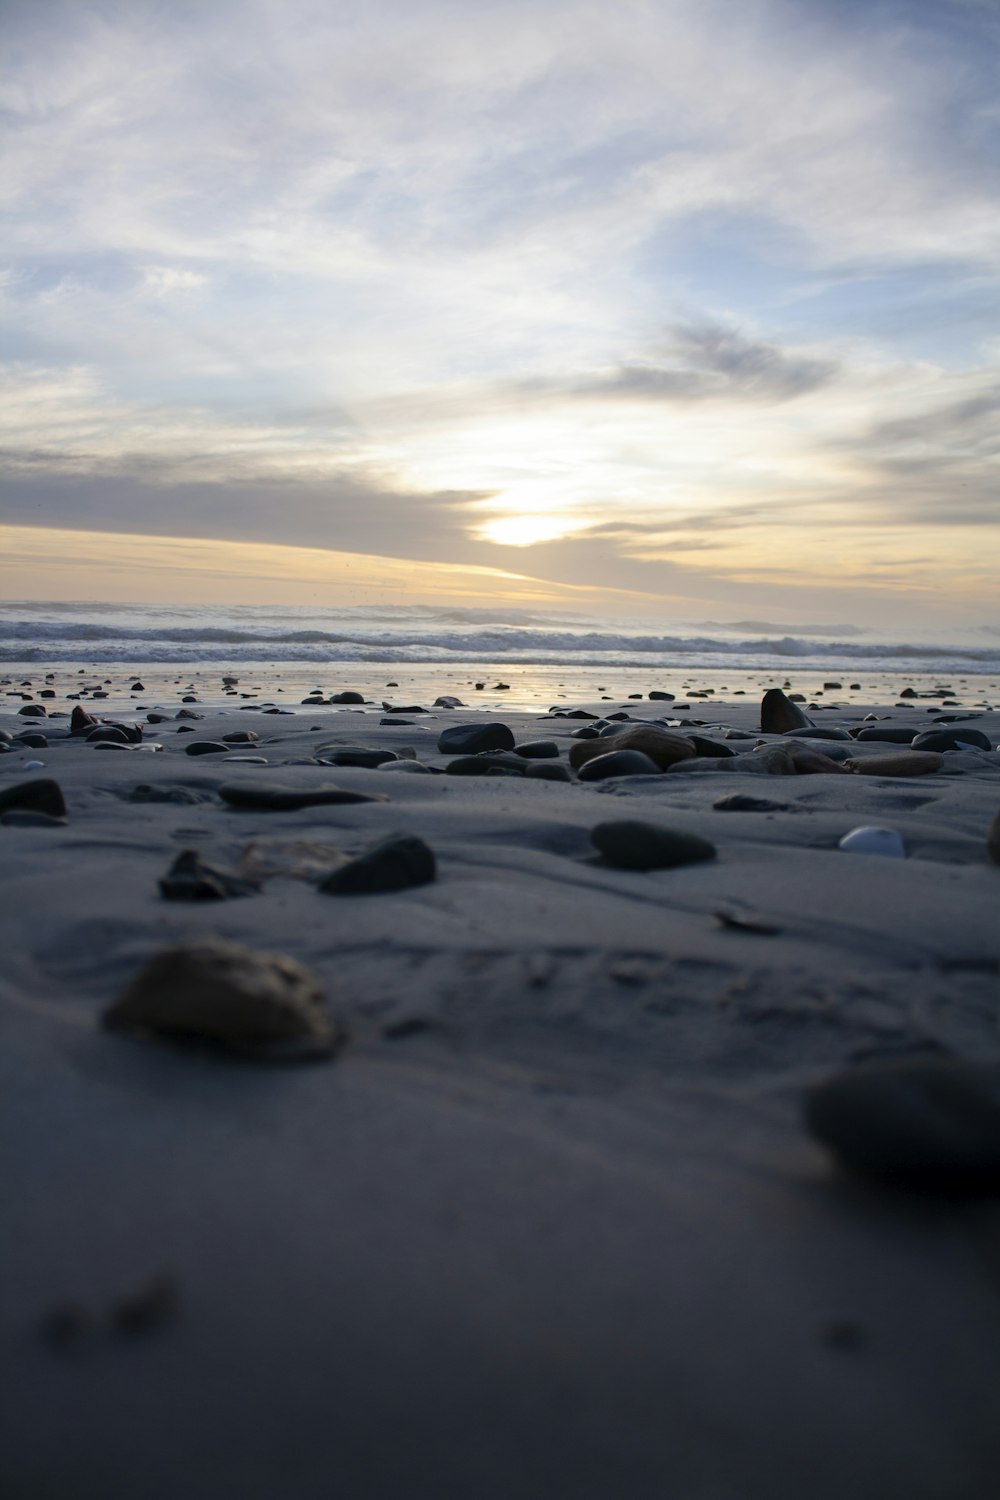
[221, 730, 259, 744]
[159, 849, 260, 901]
[146, 713, 170, 724]
[176, 708, 205, 720]
[724, 729, 757, 741]
[804, 1057, 1000, 1192]
[525, 762, 572, 782]
[591, 819, 716, 870]
[899, 687, 918, 698]
[576, 750, 660, 781]
[17, 704, 47, 717]
[319, 835, 436, 894]
[378, 759, 434, 774]
[14, 733, 48, 749]
[648, 691, 675, 701]
[549, 708, 598, 719]
[330, 691, 366, 704]
[130, 682, 145, 691]
[686, 735, 735, 758]
[87, 726, 130, 745]
[713, 792, 791, 812]
[444, 752, 529, 776]
[318, 747, 398, 768]
[760, 689, 813, 732]
[219, 782, 387, 810]
[39, 689, 56, 699]
[0, 778, 67, 818]
[433, 695, 465, 708]
[912, 728, 992, 753]
[782, 726, 853, 741]
[570, 726, 602, 740]
[184, 741, 233, 756]
[383, 704, 426, 714]
[437, 722, 515, 755]
[854, 726, 923, 744]
[513, 740, 561, 759]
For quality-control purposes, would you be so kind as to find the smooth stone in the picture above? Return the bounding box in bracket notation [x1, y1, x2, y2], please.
[648, 691, 675, 701]
[437, 722, 515, 755]
[784, 742, 849, 774]
[318, 747, 398, 768]
[570, 726, 602, 740]
[548, 708, 598, 719]
[14, 733, 48, 749]
[591, 819, 716, 870]
[159, 849, 260, 901]
[175, 708, 205, 720]
[748, 745, 797, 775]
[433, 695, 465, 708]
[71, 706, 101, 734]
[845, 751, 944, 777]
[318, 835, 435, 895]
[525, 762, 572, 782]
[17, 704, 47, 717]
[760, 689, 813, 733]
[221, 730, 259, 744]
[988, 810, 1000, 865]
[576, 750, 661, 781]
[854, 726, 923, 745]
[104, 937, 338, 1060]
[378, 759, 434, 774]
[383, 704, 426, 714]
[569, 726, 695, 771]
[686, 735, 735, 758]
[184, 741, 233, 756]
[87, 726, 130, 744]
[219, 782, 387, 810]
[912, 728, 992, 753]
[713, 792, 790, 812]
[724, 729, 757, 741]
[782, 726, 853, 741]
[444, 752, 529, 777]
[804, 1057, 1000, 1191]
[838, 826, 905, 857]
[22, 759, 45, 770]
[513, 740, 560, 759]
[0, 777, 67, 818]
[330, 691, 366, 704]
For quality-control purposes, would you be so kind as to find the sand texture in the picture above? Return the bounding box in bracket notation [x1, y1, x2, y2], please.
[2, 684, 1000, 1499]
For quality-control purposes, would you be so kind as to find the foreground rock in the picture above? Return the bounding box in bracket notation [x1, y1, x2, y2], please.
[592, 820, 717, 870]
[103, 938, 339, 1060]
[0, 777, 67, 819]
[219, 782, 387, 810]
[760, 688, 813, 733]
[804, 1057, 1000, 1192]
[319, 835, 436, 894]
[437, 723, 515, 755]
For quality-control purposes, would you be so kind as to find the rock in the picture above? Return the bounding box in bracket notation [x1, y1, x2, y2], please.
[14, 732, 48, 749]
[176, 708, 205, 720]
[130, 682, 145, 692]
[912, 728, 992, 753]
[988, 811, 1000, 865]
[713, 792, 790, 812]
[854, 726, 922, 745]
[383, 704, 426, 714]
[715, 904, 781, 934]
[319, 835, 435, 894]
[525, 762, 572, 782]
[760, 689, 813, 733]
[87, 726, 131, 745]
[184, 741, 233, 756]
[103, 937, 338, 1060]
[330, 691, 366, 704]
[648, 691, 675, 701]
[784, 741, 849, 774]
[71, 706, 101, 735]
[804, 1056, 1000, 1191]
[782, 726, 853, 741]
[591, 819, 716, 870]
[433, 695, 465, 708]
[158, 849, 260, 901]
[513, 740, 561, 759]
[569, 726, 695, 771]
[378, 759, 434, 774]
[437, 722, 515, 755]
[129, 784, 215, 804]
[686, 735, 735, 758]
[443, 752, 530, 776]
[221, 730, 259, 744]
[838, 826, 905, 858]
[747, 745, 797, 775]
[823, 681, 843, 691]
[899, 687, 918, 699]
[845, 751, 944, 777]
[17, 704, 47, 717]
[318, 747, 398, 768]
[219, 782, 387, 810]
[0, 778, 67, 818]
[576, 750, 661, 781]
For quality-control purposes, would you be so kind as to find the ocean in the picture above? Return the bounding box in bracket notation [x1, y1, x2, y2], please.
[2, 601, 998, 713]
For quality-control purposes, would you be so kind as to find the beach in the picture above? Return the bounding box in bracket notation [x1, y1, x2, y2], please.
[3, 667, 1000, 1498]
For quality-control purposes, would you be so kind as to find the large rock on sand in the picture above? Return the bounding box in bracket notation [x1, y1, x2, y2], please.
[761, 688, 813, 733]
[568, 725, 695, 771]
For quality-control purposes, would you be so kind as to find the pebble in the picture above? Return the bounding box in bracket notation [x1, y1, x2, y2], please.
[158, 849, 260, 901]
[713, 792, 790, 812]
[0, 778, 67, 818]
[219, 782, 388, 810]
[648, 691, 675, 701]
[330, 691, 366, 704]
[804, 1056, 1000, 1191]
[378, 760, 434, 774]
[17, 704, 47, 717]
[433, 695, 465, 708]
[844, 751, 944, 777]
[853, 726, 923, 745]
[21, 759, 46, 770]
[784, 742, 848, 774]
[686, 735, 735, 758]
[437, 722, 515, 754]
[319, 834, 436, 894]
[184, 741, 233, 756]
[576, 750, 661, 781]
[569, 725, 695, 771]
[87, 726, 131, 744]
[104, 937, 339, 1060]
[221, 730, 259, 744]
[591, 819, 716, 870]
[760, 689, 813, 733]
[838, 826, 905, 858]
[14, 732, 47, 749]
[912, 728, 992, 753]
[444, 752, 529, 777]
[513, 740, 561, 759]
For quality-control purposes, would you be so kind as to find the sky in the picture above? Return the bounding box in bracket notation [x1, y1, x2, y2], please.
[1, 0, 998, 634]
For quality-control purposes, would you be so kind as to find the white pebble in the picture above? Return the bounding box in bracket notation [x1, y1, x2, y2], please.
[838, 825, 905, 858]
[23, 759, 45, 770]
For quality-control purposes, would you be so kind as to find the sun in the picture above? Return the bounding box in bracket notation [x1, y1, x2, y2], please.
[478, 513, 588, 548]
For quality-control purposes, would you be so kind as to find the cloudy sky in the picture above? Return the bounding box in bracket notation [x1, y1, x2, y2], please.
[2, 0, 998, 631]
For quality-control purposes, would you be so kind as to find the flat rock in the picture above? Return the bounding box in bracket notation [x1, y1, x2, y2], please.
[158, 849, 260, 901]
[184, 741, 233, 757]
[591, 820, 716, 870]
[912, 728, 992, 753]
[0, 777, 67, 819]
[318, 835, 436, 895]
[854, 726, 923, 745]
[845, 751, 944, 777]
[219, 782, 387, 811]
[569, 726, 695, 771]
[513, 740, 561, 759]
[576, 750, 661, 781]
[760, 688, 813, 733]
[103, 937, 338, 1060]
[437, 722, 515, 755]
[804, 1056, 1000, 1192]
